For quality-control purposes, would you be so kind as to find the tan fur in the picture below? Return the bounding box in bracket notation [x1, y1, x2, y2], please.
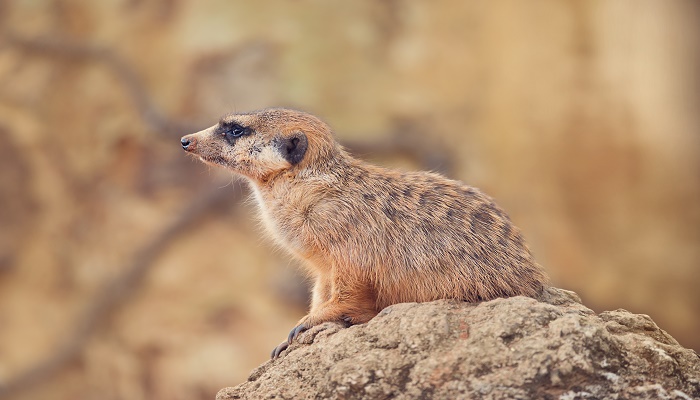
[181, 108, 549, 352]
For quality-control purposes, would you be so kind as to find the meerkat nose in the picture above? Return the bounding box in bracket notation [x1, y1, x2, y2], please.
[181, 136, 196, 151]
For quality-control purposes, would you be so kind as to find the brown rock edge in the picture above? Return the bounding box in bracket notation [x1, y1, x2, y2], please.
[217, 288, 700, 399]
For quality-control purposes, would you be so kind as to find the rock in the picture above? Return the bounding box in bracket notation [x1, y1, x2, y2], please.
[216, 288, 700, 399]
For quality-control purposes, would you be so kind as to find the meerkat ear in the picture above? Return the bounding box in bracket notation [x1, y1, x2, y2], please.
[279, 132, 308, 165]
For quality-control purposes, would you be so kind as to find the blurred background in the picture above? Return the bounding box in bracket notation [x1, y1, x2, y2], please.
[0, 1, 699, 399]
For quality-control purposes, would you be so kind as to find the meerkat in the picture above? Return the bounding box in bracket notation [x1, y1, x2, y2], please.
[180, 108, 549, 358]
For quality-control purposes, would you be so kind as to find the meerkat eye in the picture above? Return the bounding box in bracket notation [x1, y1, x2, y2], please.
[221, 124, 247, 141]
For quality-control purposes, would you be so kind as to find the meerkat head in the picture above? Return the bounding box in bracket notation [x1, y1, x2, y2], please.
[181, 108, 338, 181]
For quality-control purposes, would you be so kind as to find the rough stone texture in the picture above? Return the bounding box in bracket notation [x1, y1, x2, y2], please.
[217, 288, 700, 400]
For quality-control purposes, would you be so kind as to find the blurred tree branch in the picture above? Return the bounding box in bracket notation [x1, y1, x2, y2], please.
[1, 31, 199, 136]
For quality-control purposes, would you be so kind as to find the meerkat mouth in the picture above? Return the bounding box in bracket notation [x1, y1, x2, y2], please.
[183, 150, 218, 166]
[199, 155, 233, 169]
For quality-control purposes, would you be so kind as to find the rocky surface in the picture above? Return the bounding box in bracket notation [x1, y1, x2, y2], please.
[217, 288, 700, 400]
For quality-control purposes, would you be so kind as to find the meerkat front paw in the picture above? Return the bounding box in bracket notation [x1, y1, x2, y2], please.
[288, 322, 310, 343]
[270, 300, 380, 358]
[270, 319, 348, 359]
[269, 316, 311, 359]
[269, 315, 330, 359]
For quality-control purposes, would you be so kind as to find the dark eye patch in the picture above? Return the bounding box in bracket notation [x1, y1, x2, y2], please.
[218, 122, 251, 144]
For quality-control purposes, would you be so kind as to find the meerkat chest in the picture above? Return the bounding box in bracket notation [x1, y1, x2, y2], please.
[250, 184, 314, 255]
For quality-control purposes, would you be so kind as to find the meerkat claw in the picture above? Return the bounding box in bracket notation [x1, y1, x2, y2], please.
[288, 323, 309, 343]
[270, 323, 310, 359]
[271, 341, 289, 359]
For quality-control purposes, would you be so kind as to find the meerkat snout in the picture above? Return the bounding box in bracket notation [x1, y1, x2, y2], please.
[180, 136, 196, 151]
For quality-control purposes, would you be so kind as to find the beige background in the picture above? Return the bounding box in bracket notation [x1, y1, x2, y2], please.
[0, 1, 698, 399]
